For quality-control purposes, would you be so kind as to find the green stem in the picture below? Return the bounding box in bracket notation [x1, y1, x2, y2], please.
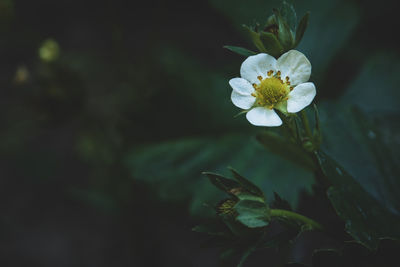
[278, 112, 297, 140]
[300, 110, 313, 140]
[270, 209, 323, 230]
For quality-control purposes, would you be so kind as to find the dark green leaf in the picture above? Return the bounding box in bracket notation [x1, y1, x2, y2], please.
[259, 227, 299, 249]
[351, 108, 400, 212]
[237, 244, 257, 267]
[374, 238, 400, 267]
[340, 242, 371, 267]
[242, 25, 267, 52]
[234, 199, 270, 228]
[294, 12, 309, 47]
[320, 54, 400, 215]
[310, 240, 400, 267]
[315, 151, 400, 249]
[256, 130, 317, 171]
[312, 249, 341, 267]
[259, 31, 284, 58]
[223, 45, 256, 57]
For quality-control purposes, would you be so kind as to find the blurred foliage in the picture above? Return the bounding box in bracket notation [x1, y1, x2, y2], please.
[125, 134, 314, 216]
[1, 0, 400, 266]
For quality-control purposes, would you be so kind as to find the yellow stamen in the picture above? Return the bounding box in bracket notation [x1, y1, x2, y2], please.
[253, 76, 290, 109]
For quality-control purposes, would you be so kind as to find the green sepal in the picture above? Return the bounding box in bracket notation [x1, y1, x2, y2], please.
[203, 171, 264, 202]
[242, 25, 267, 53]
[294, 12, 310, 47]
[259, 31, 284, 58]
[234, 110, 248, 118]
[203, 172, 240, 195]
[263, 14, 277, 29]
[234, 199, 271, 228]
[223, 45, 257, 57]
[273, 8, 294, 50]
[280, 0, 297, 32]
[229, 167, 265, 199]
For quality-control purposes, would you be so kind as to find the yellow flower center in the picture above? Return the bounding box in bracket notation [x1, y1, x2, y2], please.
[251, 71, 292, 109]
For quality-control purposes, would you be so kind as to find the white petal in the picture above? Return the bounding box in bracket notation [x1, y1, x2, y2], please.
[231, 90, 256, 109]
[240, 53, 277, 84]
[229, 78, 254, 95]
[276, 50, 311, 86]
[287, 82, 316, 113]
[246, 107, 282, 127]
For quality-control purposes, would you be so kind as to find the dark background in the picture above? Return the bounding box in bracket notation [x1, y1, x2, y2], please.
[1, 0, 400, 266]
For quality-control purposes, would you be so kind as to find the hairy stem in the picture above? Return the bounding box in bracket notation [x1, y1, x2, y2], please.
[300, 110, 313, 141]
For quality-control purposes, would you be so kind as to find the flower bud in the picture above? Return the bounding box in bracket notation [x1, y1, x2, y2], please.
[243, 1, 309, 58]
[217, 198, 238, 218]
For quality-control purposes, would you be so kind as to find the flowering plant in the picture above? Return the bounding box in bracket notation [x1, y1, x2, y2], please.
[192, 1, 400, 266]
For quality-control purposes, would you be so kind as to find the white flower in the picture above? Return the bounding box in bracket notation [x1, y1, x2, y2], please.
[229, 50, 316, 127]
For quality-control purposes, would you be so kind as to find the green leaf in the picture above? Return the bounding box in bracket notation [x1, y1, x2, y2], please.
[320, 54, 400, 215]
[234, 199, 270, 228]
[294, 12, 309, 47]
[259, 31, 284, 58]
[242, 25, 267, 52]
[229, 167, 265, 199]
[351, 108, 400, 212]
[223, 45, 256, 57]
[256, 130, 317, 171]
[315, 151, 400, 249]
